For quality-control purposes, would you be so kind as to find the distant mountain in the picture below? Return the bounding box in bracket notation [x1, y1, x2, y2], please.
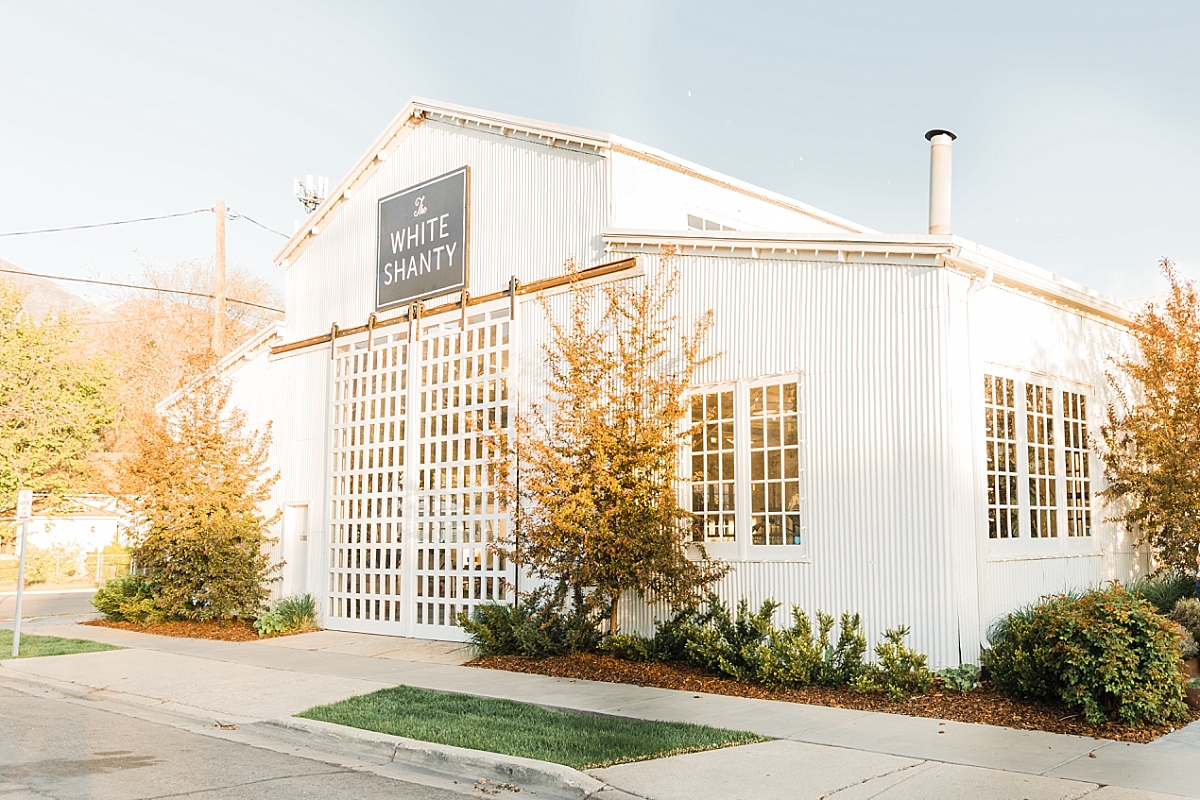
[0, 259, 99, 320]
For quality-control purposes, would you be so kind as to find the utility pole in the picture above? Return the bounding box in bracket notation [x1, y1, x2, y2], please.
[213, 200, 227, 357]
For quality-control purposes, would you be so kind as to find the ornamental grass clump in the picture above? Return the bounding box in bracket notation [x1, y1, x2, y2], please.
[984, 585, 1188, 725]
[1127, 569, 1195, 616]
[254, 593, 317, 636]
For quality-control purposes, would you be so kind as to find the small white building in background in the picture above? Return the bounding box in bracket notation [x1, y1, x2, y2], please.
[215, 98, 1142, 667]
[22, 495, 125, 554]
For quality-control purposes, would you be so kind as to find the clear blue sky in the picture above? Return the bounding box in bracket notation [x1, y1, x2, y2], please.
[2, 1, 1198, 304]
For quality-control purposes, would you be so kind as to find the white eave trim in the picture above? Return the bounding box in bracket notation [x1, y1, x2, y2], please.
[155, 322, 285, 413]
[944, 237, 1134, 326]
[604, 228, 951, 258]
[603, 229, 1136, 327]
[274, 97, 872, 267]
[609, 135, 871, 235]
[275, 98, 612, 267]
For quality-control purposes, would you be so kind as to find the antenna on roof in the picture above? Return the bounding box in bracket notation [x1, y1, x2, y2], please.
[294, 175, 329, 214]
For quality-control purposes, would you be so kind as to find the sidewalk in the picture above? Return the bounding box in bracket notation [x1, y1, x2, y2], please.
[3, 617, 1198, 800]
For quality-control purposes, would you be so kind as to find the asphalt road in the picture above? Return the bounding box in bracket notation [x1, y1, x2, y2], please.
[0, 681, 471, 799]
[0, 589, 97, 622]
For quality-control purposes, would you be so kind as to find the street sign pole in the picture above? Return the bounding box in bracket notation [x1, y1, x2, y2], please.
[12, 489, 33, 658]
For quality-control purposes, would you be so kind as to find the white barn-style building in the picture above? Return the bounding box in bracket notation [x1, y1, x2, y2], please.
[219, 98, 1141, 668]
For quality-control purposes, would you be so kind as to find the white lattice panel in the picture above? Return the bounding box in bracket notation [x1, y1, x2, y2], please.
[412, 307, 514, 636]
[327, 333, 409, 630]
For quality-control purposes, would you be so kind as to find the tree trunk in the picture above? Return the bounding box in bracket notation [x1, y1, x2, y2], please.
[609, 593, 619, 635]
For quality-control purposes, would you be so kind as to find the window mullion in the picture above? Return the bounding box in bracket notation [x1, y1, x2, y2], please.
[1053, 383, 1066, 547]
[735, 380, 751, 561]
[1016, 379, 1031, 554]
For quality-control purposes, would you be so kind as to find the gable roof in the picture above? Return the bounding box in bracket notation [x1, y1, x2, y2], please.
[274, 97, 867, 267]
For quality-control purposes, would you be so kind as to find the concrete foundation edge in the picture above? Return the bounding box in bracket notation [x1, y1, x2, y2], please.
[256, 716, 610, 799]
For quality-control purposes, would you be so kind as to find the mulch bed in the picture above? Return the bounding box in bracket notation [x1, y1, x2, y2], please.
[469, 653, 1199, 744]
[82, 619, 263, 642]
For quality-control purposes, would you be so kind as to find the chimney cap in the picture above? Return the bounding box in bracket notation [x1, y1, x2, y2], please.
[925, 129, 958, 142]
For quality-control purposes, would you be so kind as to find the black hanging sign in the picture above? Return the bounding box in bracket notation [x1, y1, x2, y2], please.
[376, 166, 469, 311]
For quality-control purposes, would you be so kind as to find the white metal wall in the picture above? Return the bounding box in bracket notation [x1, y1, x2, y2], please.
[284, 120, 609, 342]
[521, 252, 966, 667]
[954, 274, 1143, 641]
[608, 149, 862, 234]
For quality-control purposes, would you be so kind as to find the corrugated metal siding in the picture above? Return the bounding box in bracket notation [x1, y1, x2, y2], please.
[522, 252, 964, 667]
[960, 277, 1144, 637]
[285, 119, 608, 341]
[222, 341, 331, 605]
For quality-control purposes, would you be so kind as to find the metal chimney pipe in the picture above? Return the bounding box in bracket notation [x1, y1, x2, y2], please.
[925, 129, 957, 235]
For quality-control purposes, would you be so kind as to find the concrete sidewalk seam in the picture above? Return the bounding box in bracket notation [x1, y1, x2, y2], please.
[1037, 740, 1117, 776]
[135, 768, 362, 800]
[817, 759, 930, 800]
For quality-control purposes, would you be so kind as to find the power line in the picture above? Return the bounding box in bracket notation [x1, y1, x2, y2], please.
[0, 207, 291, 240]
[0, 268, 283, 313]
[227, 211, 289, 239]
[0, 209, 211, 237]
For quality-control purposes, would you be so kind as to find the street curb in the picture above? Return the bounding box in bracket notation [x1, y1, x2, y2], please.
[256, 716, 611, 799]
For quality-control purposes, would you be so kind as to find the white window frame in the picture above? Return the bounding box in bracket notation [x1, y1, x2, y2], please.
[685, 373, 808, 562]
[981, 365, 1098, 560]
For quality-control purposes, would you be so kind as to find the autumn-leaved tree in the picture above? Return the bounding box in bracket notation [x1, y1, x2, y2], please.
[99, 260, 281, 451]
[1102, 257, 1200, 573]
[0, 278, 114, 514]
[116, 369, 279, 620]
[492, 251, 728, 633]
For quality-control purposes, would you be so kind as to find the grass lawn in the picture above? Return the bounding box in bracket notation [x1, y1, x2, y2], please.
[297, 684, 765, 770]
[0, 629, 120, 659]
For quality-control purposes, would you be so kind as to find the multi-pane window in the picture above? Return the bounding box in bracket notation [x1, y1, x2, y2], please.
[750, 382, 801, 546]
[984, 375, 1019, 539]
[691, 390, 736, 541]
[983, 372, 1093, 546]
[687, 214, 736, 231]
[687, 376, 804, 548]
[1063, 391, 1092, 537]
[1026, 384, 1057, 538]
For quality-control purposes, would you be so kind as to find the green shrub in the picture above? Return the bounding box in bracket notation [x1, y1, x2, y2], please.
[750, 607, 829, 689]
[1169, 597, 1200, 642]
[984, 586, 1188, 725]
[751, 609, 867, 690]
[937, 663, 981, 693]
[254, 593, 317, 637]
[1127, 570, 1195, 616]
[600, 609, 701, 662]
[460, 586, 600, 657]
[679, 596, 868, 690]
[854, 626, 933, 702]
[90, 574, 165, 623]
[683, 598, 778, 681]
